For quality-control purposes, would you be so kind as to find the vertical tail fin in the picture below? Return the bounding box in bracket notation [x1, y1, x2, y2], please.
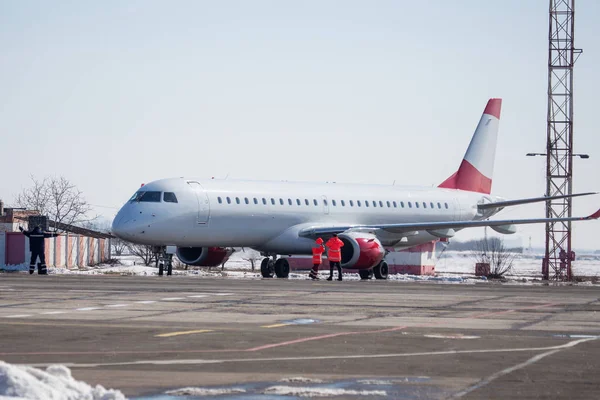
[438, 98, 502, 194]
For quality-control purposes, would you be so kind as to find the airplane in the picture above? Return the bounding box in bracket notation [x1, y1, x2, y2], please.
[112, 98, 599, 279]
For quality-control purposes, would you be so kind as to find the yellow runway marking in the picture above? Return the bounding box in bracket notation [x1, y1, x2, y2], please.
[261, 323, 290, 328]
[155, 329, 213, 338]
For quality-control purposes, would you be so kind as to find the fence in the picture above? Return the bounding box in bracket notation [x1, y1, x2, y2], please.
[0, 232, 111, 270]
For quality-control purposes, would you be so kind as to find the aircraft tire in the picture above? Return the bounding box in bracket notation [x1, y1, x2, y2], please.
[373, 261, 389, 280]
[274, 258, 290, 278]
[261, 258, 274, 278]
[359, 269, 373, 280]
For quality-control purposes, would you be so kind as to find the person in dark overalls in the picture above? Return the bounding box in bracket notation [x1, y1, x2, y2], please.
[19, 226, 60, 275]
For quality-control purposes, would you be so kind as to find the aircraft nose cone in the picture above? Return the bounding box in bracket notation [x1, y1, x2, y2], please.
[112, 210, 135, 241]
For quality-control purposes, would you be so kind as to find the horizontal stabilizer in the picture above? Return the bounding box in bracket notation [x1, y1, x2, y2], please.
[478, 192, 598, 210]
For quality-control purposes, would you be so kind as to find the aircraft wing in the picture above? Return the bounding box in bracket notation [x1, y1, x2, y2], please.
[478, 192, 597, 210]
[298, 208, 600, 238]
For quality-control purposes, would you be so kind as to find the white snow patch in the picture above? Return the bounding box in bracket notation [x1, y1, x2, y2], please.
[165, 387, 246, 396]
[279, 377, 326, 383]
[0, 361, 126, 399]
[424, 334, 480, 339]
[263, 385, 386, 397]
[356, 379, 394, 385]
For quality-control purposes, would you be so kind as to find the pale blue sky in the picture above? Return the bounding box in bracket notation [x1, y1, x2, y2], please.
[1, 1, 599, 250]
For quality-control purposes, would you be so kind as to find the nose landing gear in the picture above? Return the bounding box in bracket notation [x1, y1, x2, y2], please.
[153, 246, 174, 276]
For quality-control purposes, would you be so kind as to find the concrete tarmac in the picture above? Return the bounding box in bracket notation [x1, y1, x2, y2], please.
[0, 274, 599, 399]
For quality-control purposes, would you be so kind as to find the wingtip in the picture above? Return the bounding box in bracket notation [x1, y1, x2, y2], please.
[586, 209, 600, 220]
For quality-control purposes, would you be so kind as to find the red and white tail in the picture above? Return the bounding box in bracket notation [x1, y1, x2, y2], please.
[438, 98, 502, 194]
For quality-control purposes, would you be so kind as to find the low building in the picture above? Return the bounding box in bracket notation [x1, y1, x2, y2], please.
[0, 202, 113, 270]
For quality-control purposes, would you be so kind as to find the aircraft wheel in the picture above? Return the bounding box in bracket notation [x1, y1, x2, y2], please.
[274, 258, 290, 278]
[373, 261, 389, 280]
[261, 258, 274, 278]
[359, 269, 373, 280]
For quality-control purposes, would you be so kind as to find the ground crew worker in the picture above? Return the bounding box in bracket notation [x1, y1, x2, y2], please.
[19, 226, 60, 275]
[325, 233, 344, 281]
[309, 238, 325, 280]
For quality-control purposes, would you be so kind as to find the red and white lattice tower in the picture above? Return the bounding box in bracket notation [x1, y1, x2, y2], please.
[543, 0, 582, 280]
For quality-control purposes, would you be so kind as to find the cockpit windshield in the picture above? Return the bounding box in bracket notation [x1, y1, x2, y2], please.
[129, 191, 162, 203]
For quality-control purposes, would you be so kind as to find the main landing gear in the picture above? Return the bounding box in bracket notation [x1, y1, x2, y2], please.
[359, 261, 389, 280]
[153, 246, 174, 276]
[260, 255, 290, 279]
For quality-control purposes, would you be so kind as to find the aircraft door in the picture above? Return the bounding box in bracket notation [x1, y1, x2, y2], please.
[321, 195, 329, 215]
[452, 198, 462, 221]
[187, 181, 210, 225]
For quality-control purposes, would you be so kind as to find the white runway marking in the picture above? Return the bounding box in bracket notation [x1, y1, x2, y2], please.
[76, 307, 101, 311]
[3, 315, 31, 318]
[33, 337, 597, 369]
[41, 311, 68, 315]
[187, 295, 208, 298]
[135, 301, 156, 304]
[451, 337, 598, 398]
[161, 297, 185, 301]
[105, 304, 128, 308]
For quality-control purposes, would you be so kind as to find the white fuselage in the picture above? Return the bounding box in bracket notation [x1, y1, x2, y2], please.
[112, 177, 500, 255]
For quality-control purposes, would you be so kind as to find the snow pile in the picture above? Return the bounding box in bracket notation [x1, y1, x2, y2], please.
[279, 377, 326, 383]
[0, 361, 126, 400]
[165, 387, 246, 396]
[263, 385, 386, 397]
[356, 379, 394, 385]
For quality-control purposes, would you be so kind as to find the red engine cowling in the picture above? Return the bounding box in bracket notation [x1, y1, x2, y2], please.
[338, 232, 385, 269]
[176, 247, 233, 267]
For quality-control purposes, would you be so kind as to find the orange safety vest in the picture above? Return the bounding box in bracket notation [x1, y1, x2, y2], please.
[312, 245, 324, 264]
[325, 237, 344, 262]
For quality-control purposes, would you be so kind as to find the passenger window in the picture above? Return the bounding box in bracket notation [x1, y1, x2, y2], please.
[313, 199, 318, 206]
[357, 200, 361, 207]
[445, 202, 449, 209]
[423, 202, 427, 208]
[400, 201, 404, 208]
[227, 197, 231, 204]
[387, 201, 391, 208]
[305, 199, 309, 206]
[271, 198, 275, 205]
[365, 201, 369, 208]
[416, 202, 419, 208]
[372, 201, 377, 207]
[244, 197, 249, 204]
[236, 197, 240, 204]
[341, 200, 345, 207]
[437, 202, 441, 209]
[163, 192, 178, 203]
[332, 200, 337, 206]
[384, 201, 388, 208]
[408, 201, 412, 208]
[217, 197, 222, 204]
[263, 198, 267, 205]
[280, 198, 284, 205]
[288, 198, 292, 205]
[254, 198, 258, 204]
[349, 200, 354, 207]
[430, 202, 434, 209]
[296, 199, 301, 206]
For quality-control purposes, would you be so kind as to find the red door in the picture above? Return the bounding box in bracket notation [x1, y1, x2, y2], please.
[6, 233, 26, 265]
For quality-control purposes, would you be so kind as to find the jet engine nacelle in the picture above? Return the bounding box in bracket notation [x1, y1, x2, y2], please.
[176, 246, 233, 267]
[338, 232, 385, 270]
